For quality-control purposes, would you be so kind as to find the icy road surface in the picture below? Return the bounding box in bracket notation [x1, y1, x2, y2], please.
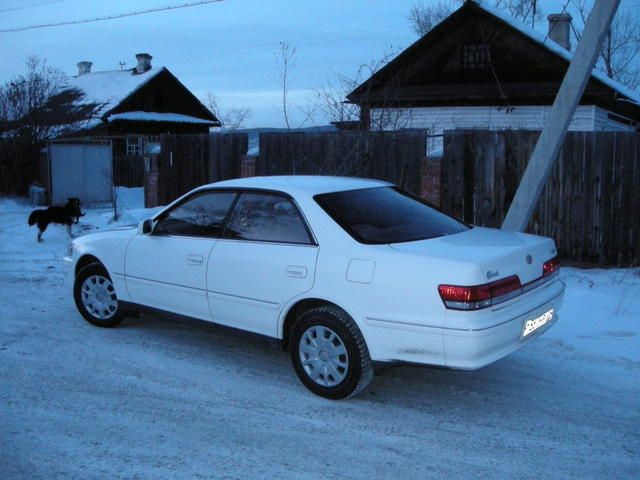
[1, 195, 639, 479]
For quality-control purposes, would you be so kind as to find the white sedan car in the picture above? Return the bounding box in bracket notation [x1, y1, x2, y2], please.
[67, 176, 564, 399]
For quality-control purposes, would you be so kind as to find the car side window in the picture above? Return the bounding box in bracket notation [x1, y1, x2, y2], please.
[223, 192, 313, 244]
[153, 191, 236, 237]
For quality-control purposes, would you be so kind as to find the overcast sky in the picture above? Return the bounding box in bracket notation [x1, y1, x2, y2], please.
[0, 0, 638, 127]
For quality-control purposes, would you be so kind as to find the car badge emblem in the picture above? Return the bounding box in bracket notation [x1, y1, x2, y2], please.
[526, 255, 533, 265]
[487, 270, 499, 279]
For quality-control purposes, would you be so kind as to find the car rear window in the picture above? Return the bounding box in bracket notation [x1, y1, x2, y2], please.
[314, 187, 469, 244]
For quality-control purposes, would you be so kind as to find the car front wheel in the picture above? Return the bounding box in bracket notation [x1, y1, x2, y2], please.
[73, 263, 124, 328]
[290, 306, 373, 399]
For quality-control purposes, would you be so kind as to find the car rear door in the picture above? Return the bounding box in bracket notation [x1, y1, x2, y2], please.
[207, 191, 318, 337]
[125, 190, 236, 320]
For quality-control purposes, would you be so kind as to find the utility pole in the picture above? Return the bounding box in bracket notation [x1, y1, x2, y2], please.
[502, 0, 621, 232]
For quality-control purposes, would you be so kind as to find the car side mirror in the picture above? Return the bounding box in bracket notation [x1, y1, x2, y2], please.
[141, 219, 154, 234]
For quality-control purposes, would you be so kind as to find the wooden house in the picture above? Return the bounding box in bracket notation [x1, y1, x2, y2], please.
[38, 53, 220, 205]
[50, 53, 220, 155]
[347, 1, 640, 153]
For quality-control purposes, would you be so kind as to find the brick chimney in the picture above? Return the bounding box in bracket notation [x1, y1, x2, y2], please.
[547, 13, 573, 51]
[77, 61, 92, 76]
[135, 53, 152, 74]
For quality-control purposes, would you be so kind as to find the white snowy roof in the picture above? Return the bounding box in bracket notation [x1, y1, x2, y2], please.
[473, 0, 640, 104]
[61, 67, 165, 127]
[107, 111, 217, 124]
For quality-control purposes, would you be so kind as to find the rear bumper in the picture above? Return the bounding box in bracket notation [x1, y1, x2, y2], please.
[443, 279, 565, 369]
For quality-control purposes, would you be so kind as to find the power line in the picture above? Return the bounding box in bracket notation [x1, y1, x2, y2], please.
[0, 0, 224, 33]
[0, 0, 66, 14]
[167, 22, 410, 67]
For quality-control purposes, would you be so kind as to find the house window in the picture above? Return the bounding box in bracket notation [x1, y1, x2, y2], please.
[462, 43, 490, 70]
[127, 137, 142, 155]
[147, 135, 160, 143]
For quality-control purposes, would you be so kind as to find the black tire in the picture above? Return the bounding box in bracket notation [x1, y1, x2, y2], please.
[290, 306, 373, 400]
[73, 262, 125, 328]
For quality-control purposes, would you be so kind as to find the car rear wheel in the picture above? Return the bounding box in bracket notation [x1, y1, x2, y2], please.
[74, 263, 124, 328]
[290, 306, 373, 399]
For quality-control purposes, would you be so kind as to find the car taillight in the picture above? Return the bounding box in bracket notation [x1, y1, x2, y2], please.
[543, 256, 559, 277]
[438, 275, 522, 310]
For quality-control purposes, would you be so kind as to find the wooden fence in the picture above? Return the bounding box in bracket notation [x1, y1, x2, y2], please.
[441, 130, 640, 265]
[257, 131, 426, 195]
[113, 154, 144, 187]
[157, 133, 248, 205]
[151, 129, 638, 265]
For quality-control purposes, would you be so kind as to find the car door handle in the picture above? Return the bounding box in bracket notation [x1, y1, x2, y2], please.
[186, 254, 203, 266]
[286, 265, 307, 278]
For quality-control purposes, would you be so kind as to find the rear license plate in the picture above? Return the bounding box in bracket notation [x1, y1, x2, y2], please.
[522, 308, 554, 338]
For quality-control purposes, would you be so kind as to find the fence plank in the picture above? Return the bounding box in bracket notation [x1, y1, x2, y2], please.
[113, 155, 144, 187]
[257, 131, 424, 195]
[157, 133, 247, 204]
[442, 130, 640, 266]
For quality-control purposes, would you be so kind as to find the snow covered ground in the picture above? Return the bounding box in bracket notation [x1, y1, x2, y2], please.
[1, 192, 638, 479]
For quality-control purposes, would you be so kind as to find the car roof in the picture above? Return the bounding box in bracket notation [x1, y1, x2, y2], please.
[204, 175, 392, 197]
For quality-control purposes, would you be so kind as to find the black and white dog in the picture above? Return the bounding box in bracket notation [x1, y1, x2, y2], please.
[28, 198, 85, 242]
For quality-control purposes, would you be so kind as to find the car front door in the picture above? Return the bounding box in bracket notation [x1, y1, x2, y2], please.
[207, 191, 318, 337]
[125, 190, 236, 320]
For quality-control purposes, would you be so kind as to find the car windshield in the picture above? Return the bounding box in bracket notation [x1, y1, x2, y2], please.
[314, 186, 469, 244]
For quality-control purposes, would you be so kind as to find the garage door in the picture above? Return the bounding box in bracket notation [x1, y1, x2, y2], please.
[49, 140, 113, 206]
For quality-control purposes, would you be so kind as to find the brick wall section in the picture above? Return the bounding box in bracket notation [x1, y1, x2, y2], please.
[240, 155, 257, 178]
[420, 156, 442, 206]
[144, 156, 159, 208]
[144, 170, 159, 208]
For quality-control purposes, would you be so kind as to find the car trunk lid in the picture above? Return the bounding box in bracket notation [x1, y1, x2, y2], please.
[389, 227, 557, 285]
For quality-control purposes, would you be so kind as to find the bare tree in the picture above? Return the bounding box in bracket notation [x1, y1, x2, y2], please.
[0, 57, 63, 195]
[202, 92, 251, 130]
[495, 0, 544, 26]
[408, 0, 543, 36]
[272, 42, 322, 129]
[571, 0, 640, 89]
[274, 41, 297, 129]
[408, 1, 457, 37]
[0, 56, 99, 195]
[316, 49, 415, 131]
[0, 57, 64, 138]
[315, 72, 363, 126]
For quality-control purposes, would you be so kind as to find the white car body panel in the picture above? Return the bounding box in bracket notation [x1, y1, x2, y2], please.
[125, 235, 215, 321]
[389, 226, 557, 285]
[207, 239, 319, 337]
[67, 176, 565, 370]
[70, 226, 138, 301]
[442, 279, 564, 368]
